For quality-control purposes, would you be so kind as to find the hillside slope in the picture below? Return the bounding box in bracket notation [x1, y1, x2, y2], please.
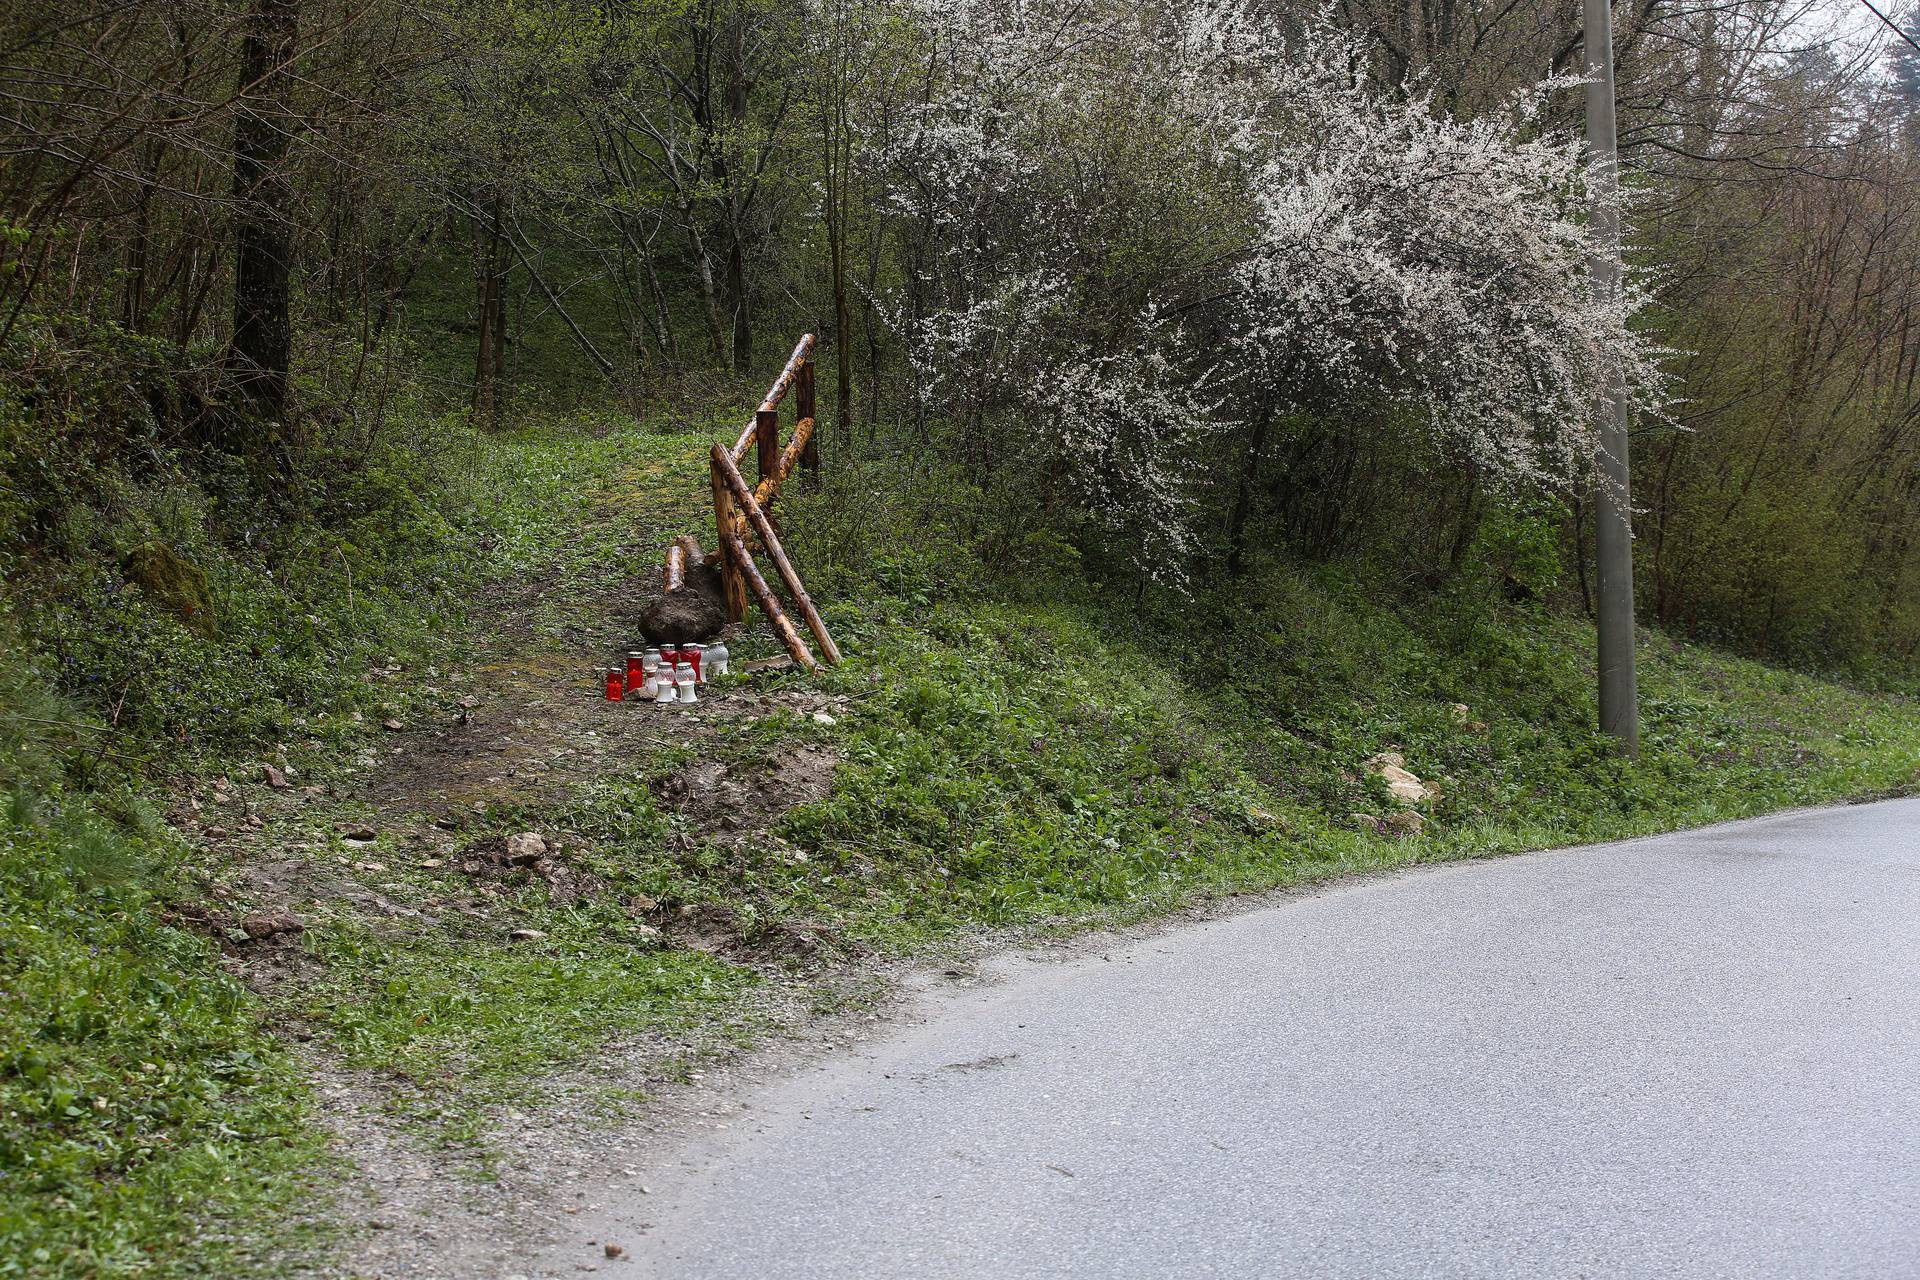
[5, 414, 1920, 1278]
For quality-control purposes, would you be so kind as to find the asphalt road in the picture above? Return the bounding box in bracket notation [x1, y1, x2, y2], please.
[558, 800, 1920, 1279]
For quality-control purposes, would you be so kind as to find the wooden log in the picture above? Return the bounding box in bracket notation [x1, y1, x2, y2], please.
[674, 533, 706, 565]
[757, 333, 817, 412]
[723, 532, 817, 671]
[752, 416, 814, 509]
[710, 445, 843, 665]
[664, 542, 686, 593]
[795, 356, 818, 478]
[710, 455, 747, 623]
[730, 333, 818, 462]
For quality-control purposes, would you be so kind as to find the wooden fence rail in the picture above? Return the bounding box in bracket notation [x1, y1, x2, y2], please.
[675, 332, 840, 671]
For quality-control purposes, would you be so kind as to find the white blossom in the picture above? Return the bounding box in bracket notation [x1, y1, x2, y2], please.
[873, 0, 1670, 576]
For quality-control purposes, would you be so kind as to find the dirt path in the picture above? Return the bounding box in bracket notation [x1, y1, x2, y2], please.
[155, 441, 867, 1277]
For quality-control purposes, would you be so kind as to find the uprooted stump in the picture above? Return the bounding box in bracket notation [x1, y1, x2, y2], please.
[639, 556, 727, 644]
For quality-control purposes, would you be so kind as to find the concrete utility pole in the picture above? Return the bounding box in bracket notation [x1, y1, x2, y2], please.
[1585, 0, 1639, 757]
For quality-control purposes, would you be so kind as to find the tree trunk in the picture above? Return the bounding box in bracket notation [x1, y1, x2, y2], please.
[225, 0, 299, 435]
[472, 186, 507, 424]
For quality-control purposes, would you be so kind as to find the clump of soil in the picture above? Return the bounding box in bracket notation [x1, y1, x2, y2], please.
[652, 745, 837, 833]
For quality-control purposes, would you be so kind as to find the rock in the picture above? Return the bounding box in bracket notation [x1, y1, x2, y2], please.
[604, 1243, 626, 1259]
[343, 823, 378, 842]
[241, 912, 303, 939]
[811, 711, 837, 726]
[382, 718, 404, 732]
[639, 561, 728, 644]
[504, 832, 547, 864]
[1384, 810, 1426, 836]
[354, 861, 388, 873]
[742, 655, 794, 674]
[1365, 752, 1429, 806]
[1349, 812, 1381, 831]
[1449, 702, 1471, 725]
[262, 764, 290, 789]
[508, 928, 547, 943]
[123, 540, 216, 637]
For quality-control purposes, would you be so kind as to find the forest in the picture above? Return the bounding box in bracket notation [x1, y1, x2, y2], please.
[4, 0, 1920, 1274]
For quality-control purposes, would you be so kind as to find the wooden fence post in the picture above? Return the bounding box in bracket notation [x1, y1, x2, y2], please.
[711, 456, 747, 622]
[755, 407, 780, 484]
[796, 357, 818, 480]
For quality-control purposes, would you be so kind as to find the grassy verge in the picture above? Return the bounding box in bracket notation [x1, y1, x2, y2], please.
[5, 409, 1919, 1276]
[263, 425, 1920, 1125]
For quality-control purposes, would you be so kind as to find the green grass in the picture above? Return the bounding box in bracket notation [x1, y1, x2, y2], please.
[0, 794, 327, 1279]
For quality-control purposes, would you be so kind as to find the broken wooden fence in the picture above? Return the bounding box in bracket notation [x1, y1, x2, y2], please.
[662, 333, 841, 672]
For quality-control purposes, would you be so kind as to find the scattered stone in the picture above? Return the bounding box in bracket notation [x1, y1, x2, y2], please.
[741, 655, 794, 674]
[382, 718, 404, 732]
[354, 861, 388, 874]
[1365, 751, 1430, 807]
[508, 928, 547, 943]
[504, 831, 548, 864]
[343, 823, 378, 842]
[262, 764, 291, 789]
[416, 858, 445, 869]
[811, 711, 837, 726]
[1383, 810, 1426, 836]
[1449, 702, 1471, 725]
[603, 1243, 626, 1259]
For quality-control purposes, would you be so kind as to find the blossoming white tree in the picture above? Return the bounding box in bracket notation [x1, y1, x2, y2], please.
[873, 0, 1667, 585]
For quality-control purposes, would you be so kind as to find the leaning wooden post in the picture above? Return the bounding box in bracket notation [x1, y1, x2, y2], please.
[795, 356, 818, 480]
[710, 455, 747, 623]
[723, 533, 817, 671]
[711, 445, 843, 665]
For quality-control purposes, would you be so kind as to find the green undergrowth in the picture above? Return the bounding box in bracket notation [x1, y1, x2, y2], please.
[0, 763, 327, 1278]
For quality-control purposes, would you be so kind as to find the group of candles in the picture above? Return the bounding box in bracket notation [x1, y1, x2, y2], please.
[603, 640, 731, 704]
